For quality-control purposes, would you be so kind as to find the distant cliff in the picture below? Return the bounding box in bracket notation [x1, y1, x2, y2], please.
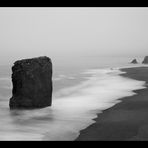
[9, 56, 52, 109]
[130, 59, 138, 64]
[142, 56, 148, 64]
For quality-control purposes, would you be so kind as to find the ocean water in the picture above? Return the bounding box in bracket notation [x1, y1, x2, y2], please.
[0, 56, 147, 140]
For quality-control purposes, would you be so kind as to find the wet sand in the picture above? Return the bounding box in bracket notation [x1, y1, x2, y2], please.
[76, 67, 148, 141]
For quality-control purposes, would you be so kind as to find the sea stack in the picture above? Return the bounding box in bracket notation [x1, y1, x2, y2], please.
[130, 59, 138, 64]
[9, 56, 52, 109]
[142, 56, 148, 64]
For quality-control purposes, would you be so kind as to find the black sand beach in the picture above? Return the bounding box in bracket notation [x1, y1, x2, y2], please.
[76, 67, 148, 141]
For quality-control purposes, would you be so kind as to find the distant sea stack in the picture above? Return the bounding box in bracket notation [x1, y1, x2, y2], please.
[130, 59, 138, 64]
[142, 56, 148, 64]
[9, 56, 52, 109]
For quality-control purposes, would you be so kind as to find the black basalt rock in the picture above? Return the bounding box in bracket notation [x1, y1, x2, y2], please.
[131, 59, 138, 64]
[142, 56, 148, 64]
[9, 56, 52, 109]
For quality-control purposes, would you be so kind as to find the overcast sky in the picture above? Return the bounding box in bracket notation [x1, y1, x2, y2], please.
[0, 7, 148, 64]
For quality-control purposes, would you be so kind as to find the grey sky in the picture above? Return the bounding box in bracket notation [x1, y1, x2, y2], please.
[0, 7, 148, 64]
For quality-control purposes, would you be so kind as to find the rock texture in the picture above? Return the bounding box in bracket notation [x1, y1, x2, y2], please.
[9, 56, 52, 109]
[142, 56, 148, 64]
[131, 59, 138, 64]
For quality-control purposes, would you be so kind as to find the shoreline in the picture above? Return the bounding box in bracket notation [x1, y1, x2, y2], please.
[76, 66, 148, 141]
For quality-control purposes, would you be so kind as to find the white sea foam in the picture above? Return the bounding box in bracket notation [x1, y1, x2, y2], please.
[53, 75, 75, 81]
[0, 68, 146, 141]
[47, 68, 146, 140]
